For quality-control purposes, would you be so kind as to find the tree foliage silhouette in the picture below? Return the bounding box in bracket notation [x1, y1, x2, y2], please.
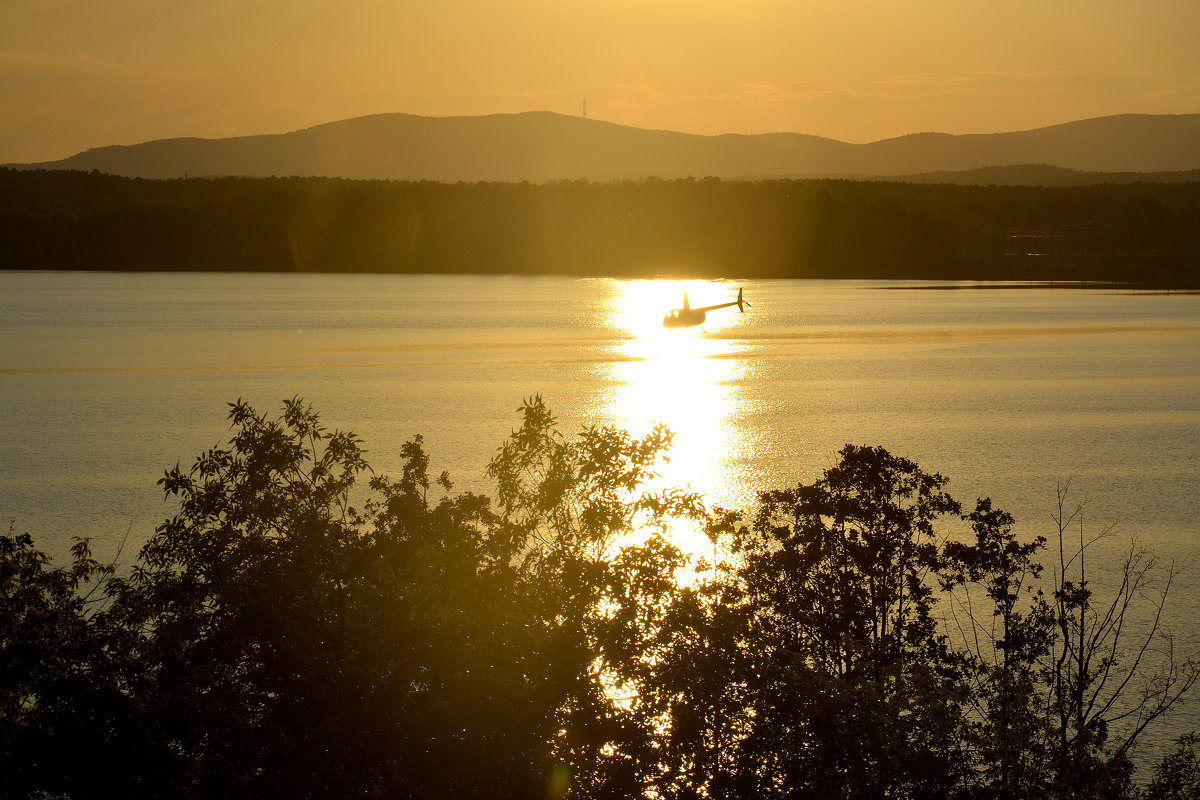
[4, 169, 1198, 285]
[658, 445, 970, 799]
[2, 399, 1196, 800]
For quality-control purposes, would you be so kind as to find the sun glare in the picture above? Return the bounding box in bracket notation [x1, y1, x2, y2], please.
[602, 280, 752, 554]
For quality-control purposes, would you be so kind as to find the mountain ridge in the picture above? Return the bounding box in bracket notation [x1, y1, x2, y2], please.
[7, 111, 1200, 182]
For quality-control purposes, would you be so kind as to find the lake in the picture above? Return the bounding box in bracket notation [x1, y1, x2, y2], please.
[2, 270, 1198, 762]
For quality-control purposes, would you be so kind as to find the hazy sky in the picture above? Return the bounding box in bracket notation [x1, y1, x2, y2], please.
[3, 0, 1199, 163]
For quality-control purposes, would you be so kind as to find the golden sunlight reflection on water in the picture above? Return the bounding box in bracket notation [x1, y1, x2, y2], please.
[600, 280, 755, 554]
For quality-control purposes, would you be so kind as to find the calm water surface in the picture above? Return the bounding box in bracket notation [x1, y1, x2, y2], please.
[2, 271, 1198, 761]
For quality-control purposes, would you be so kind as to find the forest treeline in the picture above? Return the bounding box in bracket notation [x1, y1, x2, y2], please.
[3, 397, 1197, 800]
[2, 168, 1198, 286]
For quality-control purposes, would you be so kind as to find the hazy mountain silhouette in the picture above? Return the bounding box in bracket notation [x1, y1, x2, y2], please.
[7, 111, 1200, 181]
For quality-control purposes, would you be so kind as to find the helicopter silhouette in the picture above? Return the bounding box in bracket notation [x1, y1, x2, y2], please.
[662, 287, 749, 329]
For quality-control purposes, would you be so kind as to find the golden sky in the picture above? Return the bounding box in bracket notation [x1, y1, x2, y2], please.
[3, 0, 1199, 163]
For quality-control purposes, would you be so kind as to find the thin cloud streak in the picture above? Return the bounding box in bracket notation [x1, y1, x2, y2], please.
[0, 50, 130, 77]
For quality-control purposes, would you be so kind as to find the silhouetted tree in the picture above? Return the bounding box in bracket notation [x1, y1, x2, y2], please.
[942, 499, 1056, 799]
[0, 532, 140, 799]
[1042, 483, 1198, 800]
[485, 395, 706, 797]
[1144, 732, 1200, 800]
[111, 398, 553, 797]
[652, 445, 969, 799]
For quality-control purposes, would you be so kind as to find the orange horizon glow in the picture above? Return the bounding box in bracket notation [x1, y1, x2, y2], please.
[3, 0, 1199, 163]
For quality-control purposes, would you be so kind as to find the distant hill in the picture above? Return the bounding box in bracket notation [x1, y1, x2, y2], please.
[6, 111, 1200, 182]
[893, 164, 1200, 186]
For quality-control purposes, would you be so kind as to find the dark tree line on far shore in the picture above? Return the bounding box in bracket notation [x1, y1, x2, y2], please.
[3, 397, 1197, 800]
[2, 168, 1198, 286]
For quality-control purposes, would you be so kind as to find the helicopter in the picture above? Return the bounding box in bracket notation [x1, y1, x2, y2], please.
[662, 287, 749, 329]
